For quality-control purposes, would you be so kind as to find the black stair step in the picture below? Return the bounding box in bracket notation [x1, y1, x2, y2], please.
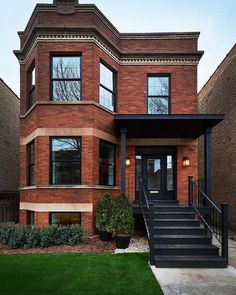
[152, 200, 179, 206]
[154, 219, 200, 226]
[154, 234, 212, 244]
[154, 226, 206, 235]
[154, 244, 219, 256]
[154, 255, 228, 268]
[154, 212, 195, 219]
[154, 206, 194, 212]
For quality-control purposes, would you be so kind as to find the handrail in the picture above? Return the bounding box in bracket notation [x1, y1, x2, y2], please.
[138, 178, 150, 238]
[188, 176, 228, 262]
[138, 178, 155, 265]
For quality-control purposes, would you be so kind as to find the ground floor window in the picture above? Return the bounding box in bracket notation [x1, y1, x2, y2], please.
[49, 212, 81, 225]
[99, 140, 116, 186]
[50, 137, 81, 185]
[27, 210, 34, 225]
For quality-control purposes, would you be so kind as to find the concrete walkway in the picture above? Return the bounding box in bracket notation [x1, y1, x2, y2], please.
[151, 238, 236, 295]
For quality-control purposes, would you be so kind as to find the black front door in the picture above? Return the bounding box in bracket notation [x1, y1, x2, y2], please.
[145, 156, 163, 200]
[136, 147, 176, 201]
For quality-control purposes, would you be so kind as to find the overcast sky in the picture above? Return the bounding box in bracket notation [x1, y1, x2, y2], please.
[0, 0, 235, 96]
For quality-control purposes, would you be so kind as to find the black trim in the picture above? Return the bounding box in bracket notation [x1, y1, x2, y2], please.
[115, 114, 224, 138]
[27, 140, 35, 186]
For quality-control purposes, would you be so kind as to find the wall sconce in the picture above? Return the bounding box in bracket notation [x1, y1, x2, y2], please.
[182, 156, 190, 167]
[126, 158, 131, 166]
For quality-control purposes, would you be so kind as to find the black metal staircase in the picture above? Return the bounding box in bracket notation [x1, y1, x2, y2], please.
[139, 178, 228, 268]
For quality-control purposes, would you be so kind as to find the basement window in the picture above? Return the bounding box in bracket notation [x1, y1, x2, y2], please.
[50, 212, 81, 225]
[51, 56, 81, 101]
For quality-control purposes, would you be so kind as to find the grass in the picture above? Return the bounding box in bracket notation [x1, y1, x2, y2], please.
[0, 253, 163, 295]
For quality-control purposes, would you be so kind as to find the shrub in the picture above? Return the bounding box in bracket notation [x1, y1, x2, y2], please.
[40, 225, 58, 248]
[26, 226, 41, 249]
[0, 223, 83, 249]
[0, 223, 15, 244]
[109, 192, 134, 235]
[96, 192, 113, 232]
[9, 224, 28, 249]
[67, 224, 83, 245]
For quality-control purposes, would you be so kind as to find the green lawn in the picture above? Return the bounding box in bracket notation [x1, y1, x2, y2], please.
[0, 253, 163, 295]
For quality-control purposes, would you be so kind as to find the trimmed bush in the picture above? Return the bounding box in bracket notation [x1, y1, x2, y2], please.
[26, 226, 41, 249]
[96, 192, 113, 232]
[0, 223, 83, 249]
[0, 223, 15, 245]
[67, 224, 83, 245]
[110, 193, 134, 235]
[9, 224, 28, 249]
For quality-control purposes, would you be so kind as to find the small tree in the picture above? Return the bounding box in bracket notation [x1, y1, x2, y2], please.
[96, 192, 113, 232]
[110, 193, 134, 235]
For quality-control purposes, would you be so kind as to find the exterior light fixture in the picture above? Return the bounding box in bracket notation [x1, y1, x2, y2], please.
[183, 156, 190, 167]
[126, 158, 131, 166]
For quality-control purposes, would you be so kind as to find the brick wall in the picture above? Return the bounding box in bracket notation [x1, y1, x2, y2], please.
[0, 79, 20, 191]
[198, 44, 236, 230]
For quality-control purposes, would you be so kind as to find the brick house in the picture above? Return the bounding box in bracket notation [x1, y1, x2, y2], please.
[0, 78, 20, 192]
[14, 0, 228, 267]
[198, 44, 236, 230]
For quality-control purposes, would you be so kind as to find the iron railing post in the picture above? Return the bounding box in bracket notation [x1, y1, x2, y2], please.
[221, 203, 228, 262]
[149, 203, 155, 265]
[188, 176, 193, 206]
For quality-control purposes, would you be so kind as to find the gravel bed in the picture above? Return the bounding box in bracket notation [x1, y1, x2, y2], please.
[115, 235, 149, 253]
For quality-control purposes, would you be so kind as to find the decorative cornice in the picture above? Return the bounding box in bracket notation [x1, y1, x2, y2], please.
[17, 33, 201, 66]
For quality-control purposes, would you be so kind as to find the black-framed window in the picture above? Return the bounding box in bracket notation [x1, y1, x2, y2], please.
[51, 56, 81, 101]
[27, 141, 35, 186]
[99, 62, 115, 111]
[99, 140, 116, 186]
[147, 75, 170, 114]
[50, 212, 81, 225]
[28, 65, 35, 109]
[51, 137, 81, 185]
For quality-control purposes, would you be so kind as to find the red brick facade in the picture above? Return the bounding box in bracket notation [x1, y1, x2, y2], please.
[15, 1, 202, 234]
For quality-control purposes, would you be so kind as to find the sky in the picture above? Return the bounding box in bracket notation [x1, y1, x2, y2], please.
[0, 0, 235, 96]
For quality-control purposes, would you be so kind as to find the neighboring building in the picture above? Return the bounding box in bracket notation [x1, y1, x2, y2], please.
[0, 78, 20, 192]
[14, 0, 222, 235]
[198, 44, 236, 230]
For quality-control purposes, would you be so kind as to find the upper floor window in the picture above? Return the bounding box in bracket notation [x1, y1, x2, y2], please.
[28, 65, 35, 109]
[27, 141, 35, 186]
[51, 137, 81, 185]
[147, 75, 170, 114]
[51, 56, 81, 101]
[99, 62, 115, 111]
[99, 140, 116, 186]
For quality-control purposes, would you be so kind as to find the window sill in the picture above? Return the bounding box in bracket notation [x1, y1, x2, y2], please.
[20, 184, 120, 190]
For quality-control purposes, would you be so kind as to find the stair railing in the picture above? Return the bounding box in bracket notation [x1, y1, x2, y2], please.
[138, 178, 155, 265]
[188, 176, 228, 262]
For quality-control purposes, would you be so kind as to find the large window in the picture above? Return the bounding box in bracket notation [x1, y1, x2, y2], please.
[27, 141, 35, 186]
[99, 62, 115, 111]
[147, 75, 170, 114]
[28, 65, 35, 109]
[50, 212, 81, 225]
[51, 56, 81, 101]
[99, 140, 116, 186]
[51, 137, 81, 185]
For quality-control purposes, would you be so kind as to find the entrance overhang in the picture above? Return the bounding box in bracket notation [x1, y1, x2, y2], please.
[115, 114, 224, 138]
